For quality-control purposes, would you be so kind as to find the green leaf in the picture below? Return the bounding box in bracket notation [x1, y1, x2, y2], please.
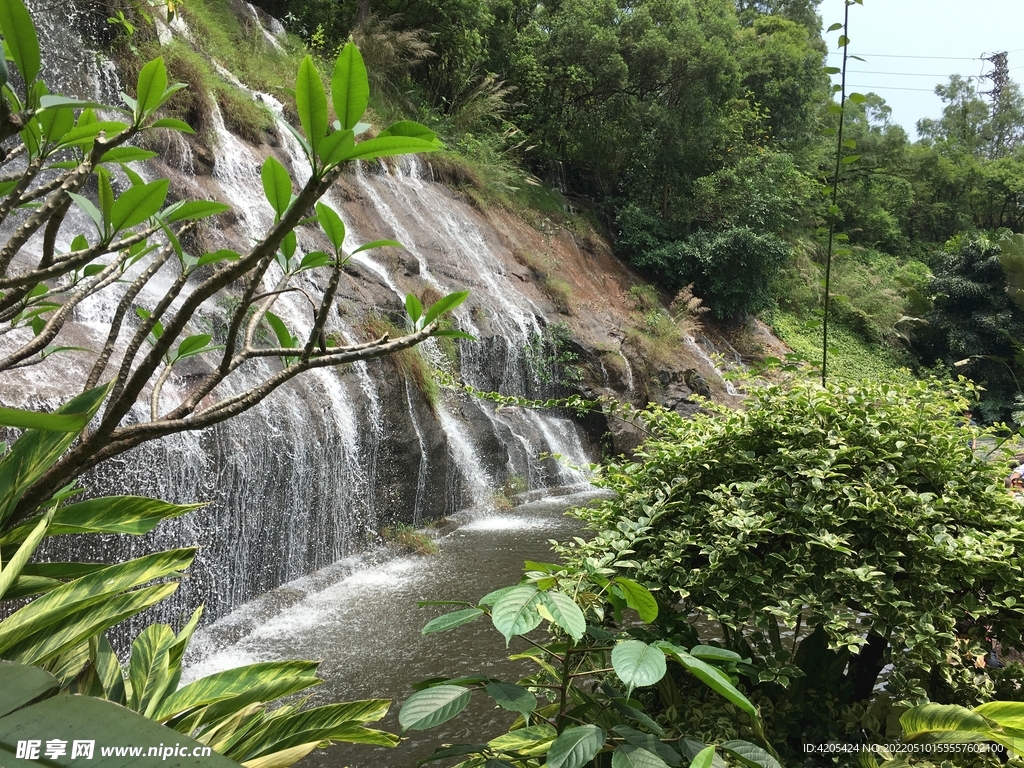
[148, 117, 195, 133]
[331, 41, 369, 131]
[613, 578, 658, 622]
[612, 640, 667, 692]
[433, 329, 476, 340]
[546, 724, 606, 768]
[262, 156, 292, 221]
[0, 405, 91, 432]
[90, 633, 127, 705]
[264, 312, 296, 349]
[136, 56, 169, 120]
[490, 585, 543, 644]
[345, 135, 440, 162]
[315, 201, 346, 252]
[97, 166, 114, 231]
[612, 745, 672, 768]
[657, 644, 756, 719]
[196, 249, 241, 267]
[378, 120, 438, 143]
[689, 646, 742, 665]
[423, 290, 470, 327]
[974, 701, 1024, 730]
[478, 585, 518, 606]
[297, 251, 332, 271]
[848, 92, 867, 104]
[842, 155, 861, 164]
[110, 179, 170, 233]
[175, 333, 214, 361]
[485, 681, 537, 717]
[352, 239, 402, 254]
[55, 120, 129, 151]
[422, 608, 485, 635]
[295, 55, 328, 163]
[0, 507, 53, 600]
[0, 0, 40, 86]
[719, 741, 783, 768]
[538, 590, 586, 641]
[100, 146, 159, 165]
[398, 685, 472, 733]
[687, 746, 716, 768]
[406, 293, 423, 324]
[317, 127, 355, 167]
[164, 200, 231, 223]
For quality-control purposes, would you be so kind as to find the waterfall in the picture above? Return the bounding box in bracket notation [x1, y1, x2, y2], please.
[4, 0, 604, 630]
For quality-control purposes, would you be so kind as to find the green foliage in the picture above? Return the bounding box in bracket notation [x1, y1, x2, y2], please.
[563, 376, 1024, 758]
[402, 560, 781, 768]
[917, 234, 1024, 422]
[525, 321, 584, 389]
[380, 524, 439, 555]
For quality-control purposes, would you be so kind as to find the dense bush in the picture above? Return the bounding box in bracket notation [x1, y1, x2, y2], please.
[563, 377, 1024, 758]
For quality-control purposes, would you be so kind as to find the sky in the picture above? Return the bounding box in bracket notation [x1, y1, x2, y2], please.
[816, 0, 1024, 138]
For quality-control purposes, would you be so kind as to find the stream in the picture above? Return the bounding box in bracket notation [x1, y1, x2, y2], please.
[182, 488, 605, 767]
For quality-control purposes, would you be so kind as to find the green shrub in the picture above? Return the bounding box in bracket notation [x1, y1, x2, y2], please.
[563, 377, 1024, 758]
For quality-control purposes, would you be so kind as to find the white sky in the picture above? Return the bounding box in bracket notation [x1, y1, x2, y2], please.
[817, 0, 1024, 138]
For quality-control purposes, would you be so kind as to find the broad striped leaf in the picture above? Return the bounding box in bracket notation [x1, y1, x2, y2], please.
[487, 723, 556, 754]
[331, 42, 368, 131]
[1, 497, 201, 543]
[90, 633, 127, 705]
[0, 385, 108, 526]
[0, 548, 195, 654]
[128, 623, 175, 713]
[398, 685, 471, 733]
[233, 701, 394, 760]
[546, 724, 606, 768]
[0, 506, 53, 600]
[154, 661, 322, 721]
[240, 742, 320, 768]
[3, 582, 179, 665]
[900, 703, 991, 740]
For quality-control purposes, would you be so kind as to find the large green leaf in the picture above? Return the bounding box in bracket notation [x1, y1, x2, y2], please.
[972, 701, 1024, 730]
[109, 179, 169, 234]
[378, 120, 437, 143]
[153, 661, 322, 722]
[612, 745, 672, 768]
[719, 741, 783, 768]
[0, 385, 108, 527]
[422, 608, 485, 635]
[657, 643, 756, 719]
[687, 746, 716, 768]
[612, 640, 667, 692]
[344, 135, 440, 162]
[491, 586, 543, 645]
[164, 200, 231, 224]
[1, 497, 202, 544]
[89, 634, 127, 706]
[613, 578, 658, 622]
[538, 591, 586, 641]
[295, 56, 328, 162]
[261, 156, 292, 221]
[0, 662, 238, 767]
[485, 682, 537, 717]
[0, 0, 40, 86]
[546, 724, 606, 768]
[398, 685, 472, 733]
[331, 42, 368, 131]
[423, 290, 470, 327]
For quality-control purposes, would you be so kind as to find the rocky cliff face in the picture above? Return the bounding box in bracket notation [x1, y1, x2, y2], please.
[3, 0, 747, 624]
